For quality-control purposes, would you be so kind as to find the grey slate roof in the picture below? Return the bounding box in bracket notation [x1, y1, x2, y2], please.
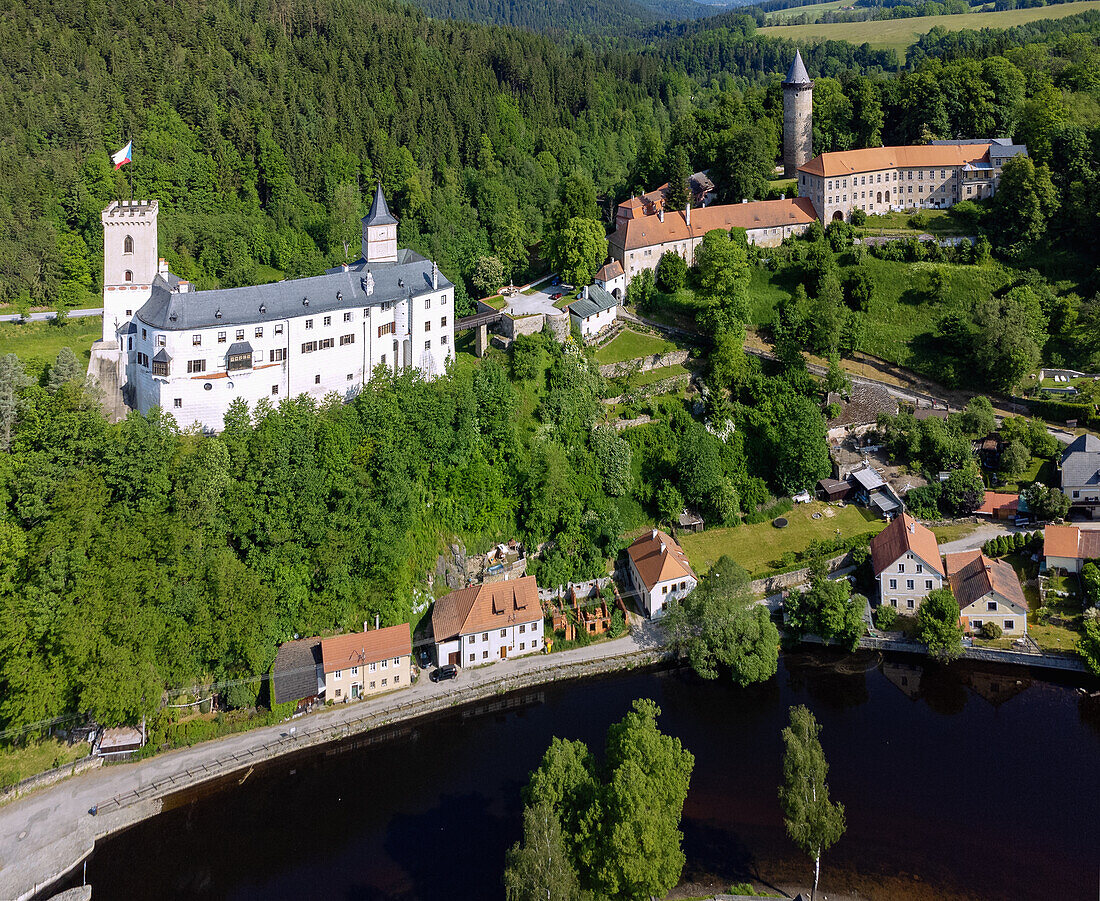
[152, 348, 171, 363]
[569, 284, 618, 320]
[227, 341, 253, 357]
[272, 637, 323, 705]
[1062, 434, 1100, 488]
[362, 183, 398, 227]
[136, 254, 451, 332]
[784, 51, 812, 86]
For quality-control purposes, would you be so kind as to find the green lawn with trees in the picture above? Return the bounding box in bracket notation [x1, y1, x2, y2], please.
[680, 502, 884, 578]
[0, 320, 101, 377]
[594, 329, 678, 365]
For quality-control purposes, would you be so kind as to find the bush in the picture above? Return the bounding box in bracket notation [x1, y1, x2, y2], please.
[609, 608, 626, 638]
[981, 621, 1003, 640]
[850, 208, 867, 227]
[908, 211, 929, 229]
[655, 251, 687, 293]
[874, 604, 898, 630]
[199, 698, 212, 714]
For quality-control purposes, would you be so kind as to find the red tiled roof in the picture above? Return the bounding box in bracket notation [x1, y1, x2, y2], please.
[627, 529, 695, 591]
[431, 576, 541, 642]
[976, 492, 1019, 517]
[321, 624, 411, 674]
[798, 144, 992, 178]
[595, 260, 624, 281]
[1044, 524, 1100, 560]
[610, 198, 818, 252]
[871, 513, 943, 577]
[945, 550, 1028, 613]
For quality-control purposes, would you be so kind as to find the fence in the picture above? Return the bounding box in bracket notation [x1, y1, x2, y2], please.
[92, 647, 669, 816]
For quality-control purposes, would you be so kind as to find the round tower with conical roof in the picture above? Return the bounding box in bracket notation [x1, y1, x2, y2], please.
[782, 51, 814, 177]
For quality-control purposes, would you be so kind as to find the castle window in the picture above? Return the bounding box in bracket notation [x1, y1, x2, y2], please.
[424, 340, 431, 350]
[441, 335, 448, 345]
[344, 312, 353, 322]
[193, 334, 202, 346]
[441, 316, 447, 327]
[271, 348, 286, 362]
[156, 335, 165, 347]
[124, 235, 134, 255]
[187, 359, 206, 374]
[125, 270, 133, 282]
[236, 329, 245, 340]
[255, 327, 263, 339]
[305, 319, 314, 330]
[275, 324, 284, 335]
[319, 337, 334, 349]
[315, 374, 321, 384]
[301, 341, 317, 353]
[227, 352, 252, 372]
[218, 331, 226, 343]
[173, 398, 182, 408]
[272, 385, 279, 395]
[424, 298, 431, 310]
[151, 359, 168, 377]
[323, 316, 331, 326]
[340, 334, 355, 346]
[425, 321, 431, 332]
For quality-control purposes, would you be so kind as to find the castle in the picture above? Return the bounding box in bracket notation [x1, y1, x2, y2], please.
[94, 185, 455, 431]
[606, 52, 1027, 288]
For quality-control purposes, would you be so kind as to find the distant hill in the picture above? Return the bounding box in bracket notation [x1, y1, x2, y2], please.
[409, 0, 716, 33]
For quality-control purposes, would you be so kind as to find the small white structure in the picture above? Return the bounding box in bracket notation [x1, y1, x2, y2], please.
[432, 576, 543, 667]
[871, 513, 944, 614]
[625, 528, 697, 618]
[593, 260, 626, 302]
[568, 284, 618, 341]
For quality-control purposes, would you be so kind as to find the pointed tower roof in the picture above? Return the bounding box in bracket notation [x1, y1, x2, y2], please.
[362, 183, 398, 227]
[784, 50, 812, 86]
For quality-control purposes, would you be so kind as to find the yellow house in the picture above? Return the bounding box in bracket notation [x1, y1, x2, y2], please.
[946, 551, 1028, 637]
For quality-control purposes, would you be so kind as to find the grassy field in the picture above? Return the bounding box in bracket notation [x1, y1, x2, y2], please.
[680, 501, 885, 578]
[0, 318, 101, 377]
[759, 1, 1100, 58]
[931, 522, 979, 545]
[0, 738, 89, 788]
[862, 210, 969, 236]
[765, 0, 846, 22]
[594, 328, 678, 365]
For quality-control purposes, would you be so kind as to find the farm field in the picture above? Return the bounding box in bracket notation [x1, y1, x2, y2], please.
[758, 1, 1100, 59]
[680, 501, 885, 578]
[764, 0, 847, 22]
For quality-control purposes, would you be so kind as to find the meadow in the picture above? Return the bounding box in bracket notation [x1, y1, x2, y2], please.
[759, 1, 1100, 59]
[0, 318, 102, 377]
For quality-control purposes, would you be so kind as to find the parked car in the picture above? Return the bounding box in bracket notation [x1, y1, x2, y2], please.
[430, 664, 458, 682]
[550, 292, 563, 301]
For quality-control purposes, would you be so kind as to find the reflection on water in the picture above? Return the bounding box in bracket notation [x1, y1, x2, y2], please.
[73, 651, 1100, 901]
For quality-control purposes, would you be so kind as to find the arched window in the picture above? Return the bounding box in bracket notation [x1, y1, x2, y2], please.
[124, 270, 133, 283]
[123, 235, 134, 255]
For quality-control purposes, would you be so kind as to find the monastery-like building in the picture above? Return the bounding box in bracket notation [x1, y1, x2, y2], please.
[96, 186, 454, 431]
[797, 138, 1028, 223]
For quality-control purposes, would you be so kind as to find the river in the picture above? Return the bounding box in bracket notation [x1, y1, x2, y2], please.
[74, 650, 1100, 900]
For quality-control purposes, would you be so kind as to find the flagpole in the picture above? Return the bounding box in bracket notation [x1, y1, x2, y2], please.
[128, 139, 133, 201]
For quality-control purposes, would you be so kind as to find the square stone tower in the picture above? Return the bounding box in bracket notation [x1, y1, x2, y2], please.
[101, 199, 159, 343]
[783, 51, 814, 177]
[361, 183, 398, 264]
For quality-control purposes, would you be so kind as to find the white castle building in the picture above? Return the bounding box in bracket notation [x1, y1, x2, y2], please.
[95, 185, 455, 430]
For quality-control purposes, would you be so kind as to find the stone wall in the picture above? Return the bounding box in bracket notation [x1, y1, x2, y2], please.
[501, 312, 546, 340]
[599, 349, 689, 378]
[749, 552, 851, 599]
[1, 754, 102, 804]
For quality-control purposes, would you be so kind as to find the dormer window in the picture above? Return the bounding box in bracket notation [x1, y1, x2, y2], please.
[123, 235, 134, 255]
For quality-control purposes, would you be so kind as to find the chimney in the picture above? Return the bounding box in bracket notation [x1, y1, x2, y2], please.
[657, 208, 664, 222]
[908, 522, 916, 534]
[158, 258, 169, 275]
[742, 198, 748, 204]
[583, 285, 589, 300]
[375, 614, 380, 630]
[651, 528, 658, 540]
[342, 263, 349, 273]
[686, 201, 691, 226]
[660, 542, 667, 554]
[432, 261, 439, 290]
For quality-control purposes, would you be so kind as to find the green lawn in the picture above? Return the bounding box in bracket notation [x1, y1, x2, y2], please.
[522, 277, 554, 296]
[680, 501, 885, 578]
[594, 328, 677, 365]
[861, 209, 969, 236]
[0, 318, 101, 377]
[253, 263, 285, 284]
[759, 1, 1100, 59]
[0, 738, 90, 788]
[765, 0, 846, 22]
[931, 522, 979, 545]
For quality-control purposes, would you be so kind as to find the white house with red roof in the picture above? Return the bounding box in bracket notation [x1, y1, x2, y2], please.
[946, 550, 1028, 636]
[431, 576, 543, 668]
[870, 513, 944, 614]
[626, 528, 697, 618]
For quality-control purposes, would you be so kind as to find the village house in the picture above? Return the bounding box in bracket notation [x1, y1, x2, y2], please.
[1043, 523, 1100, 574]
[945, 550, 1029, 636]
[568, 284, 618, 341]
[625, 528, 697, 618]
[271, 636, 324, 710]
[871, 513, 944, 613]
[431, 576, 544, 667]
[975, 491, 1022, 522]
[1060, 433, 1100, 518]
[321, 623, 412, 702]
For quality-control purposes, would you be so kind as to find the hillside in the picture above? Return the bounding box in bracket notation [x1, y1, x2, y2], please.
[408, 0, 716, 33]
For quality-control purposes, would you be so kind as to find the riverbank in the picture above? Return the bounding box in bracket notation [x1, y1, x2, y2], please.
[0, 625, 666, 901]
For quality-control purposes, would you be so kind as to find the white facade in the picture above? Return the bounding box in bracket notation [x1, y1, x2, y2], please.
[877, 552, 943, 614]
[102, 192, 454, 432]
[569, 303, 616, 340]
[436, 618, 543, 668]
[630, 561, 695, 618]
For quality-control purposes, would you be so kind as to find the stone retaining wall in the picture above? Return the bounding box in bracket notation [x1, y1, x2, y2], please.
[749, 552, 851, 597]
[2, 755, 101, 804]
[599, 349, 689, 378]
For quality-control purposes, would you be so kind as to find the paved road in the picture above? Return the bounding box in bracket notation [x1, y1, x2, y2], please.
[0, 309, 102, 323]
[0, 615, 661, 901]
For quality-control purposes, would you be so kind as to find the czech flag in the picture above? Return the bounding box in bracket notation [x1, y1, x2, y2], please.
[111, 141, 132, 170]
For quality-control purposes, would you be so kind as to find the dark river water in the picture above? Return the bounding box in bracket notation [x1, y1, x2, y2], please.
[76, 650, 1100, 901]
